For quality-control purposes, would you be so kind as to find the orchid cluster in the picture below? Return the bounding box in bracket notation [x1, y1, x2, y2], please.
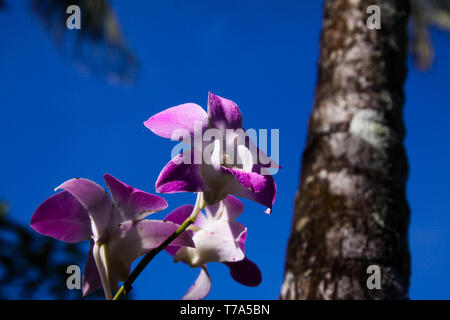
[30, 93, 277, 300]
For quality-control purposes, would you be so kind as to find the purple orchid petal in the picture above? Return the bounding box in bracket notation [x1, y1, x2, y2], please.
[163, 204, 207, 229]
[204, 195, 244, 221]
[222, 195, 244, 221]
[82, 243, 102, 296]
[103, 174, 168, 221]
[200, 164, 245, 205]
[163, 204, 193, 225]
[56, 178, 114, 239]
[222, 167, 268, 193]
[203, 201, 219, 220]
[228, 168, 276, 214]
[144, 103, 208, 140]
[126, 191, 168, 220]
[162, 206, 191, 261]
[174, 220, 246, 267]
[108, 220, 195, 287]
[111, 220, 195, 258]
[208, 92, 242, 130]
[182, 266, 211, 300]
[225, 257, 262, 287]
[156, 153, 207, 194]
[165, 245, 181, 257]
[200, 164, 276, 213]
[30, 191, 91, 243]
[103, 173, 131, 210]
[164, 205, 207, 257]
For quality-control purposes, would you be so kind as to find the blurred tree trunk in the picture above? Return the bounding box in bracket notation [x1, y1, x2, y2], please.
[281, 0, 411, 299]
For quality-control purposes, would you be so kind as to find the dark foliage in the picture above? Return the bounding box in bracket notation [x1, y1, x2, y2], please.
[411, 0, 450, 69]
[0, 201, 104, 299]
[30, 0, 138, 83]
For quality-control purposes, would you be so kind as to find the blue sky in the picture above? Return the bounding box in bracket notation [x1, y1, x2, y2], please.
[0, 1, 449, 299]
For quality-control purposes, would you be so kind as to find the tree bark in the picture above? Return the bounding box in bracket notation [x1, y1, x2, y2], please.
[281, 0, 411, 300]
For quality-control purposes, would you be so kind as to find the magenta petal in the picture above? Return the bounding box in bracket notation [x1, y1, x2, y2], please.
[103, 173, 132, 213]
[156, 153, 206, 194]
[203, 164, 276, 212]
[164, 205, 206, 257]
[144, 103, 208, 140]
[56, 178, 114, 239]
[108, 219, 195, 287]
[117, 219, 194, 252]
[127, 191, 168, 220]
[229, 169, 277, 213]
[30, 191, 91, 243]
[203, 201, 220, 220]
[182, 266, 211, 300]
[208, 92, 243, 130]
[225, 257, 262, 287]
[205, 196, 244, 222]
[165, 245, 181, 257]
[222, 196, 244, 221]
[200, 164, 235, 205]
[164, 204, 207, 229]
[82, 243, 102, 296]
[110, 220, 195, 268]
[104, 174, 168, 221]
[223, 167, 268, 193]
[163, 205, 194, 225]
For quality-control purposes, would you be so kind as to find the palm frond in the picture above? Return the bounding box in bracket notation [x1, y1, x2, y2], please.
[411, 0, 450, 69]
[31, 0, 138, 84]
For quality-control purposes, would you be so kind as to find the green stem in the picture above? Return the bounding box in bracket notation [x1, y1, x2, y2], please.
[112, 192, 204, 300]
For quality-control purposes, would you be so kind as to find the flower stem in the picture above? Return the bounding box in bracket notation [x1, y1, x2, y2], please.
[112, 192, 204, 300]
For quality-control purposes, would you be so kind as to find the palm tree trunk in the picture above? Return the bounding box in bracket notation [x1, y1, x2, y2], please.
[281, 0, 411, 299]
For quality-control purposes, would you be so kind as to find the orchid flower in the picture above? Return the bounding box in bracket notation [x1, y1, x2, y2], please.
[30, 174, 195, 299]
[163, 195, 262, 300]
[144, 92, 277, 213]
